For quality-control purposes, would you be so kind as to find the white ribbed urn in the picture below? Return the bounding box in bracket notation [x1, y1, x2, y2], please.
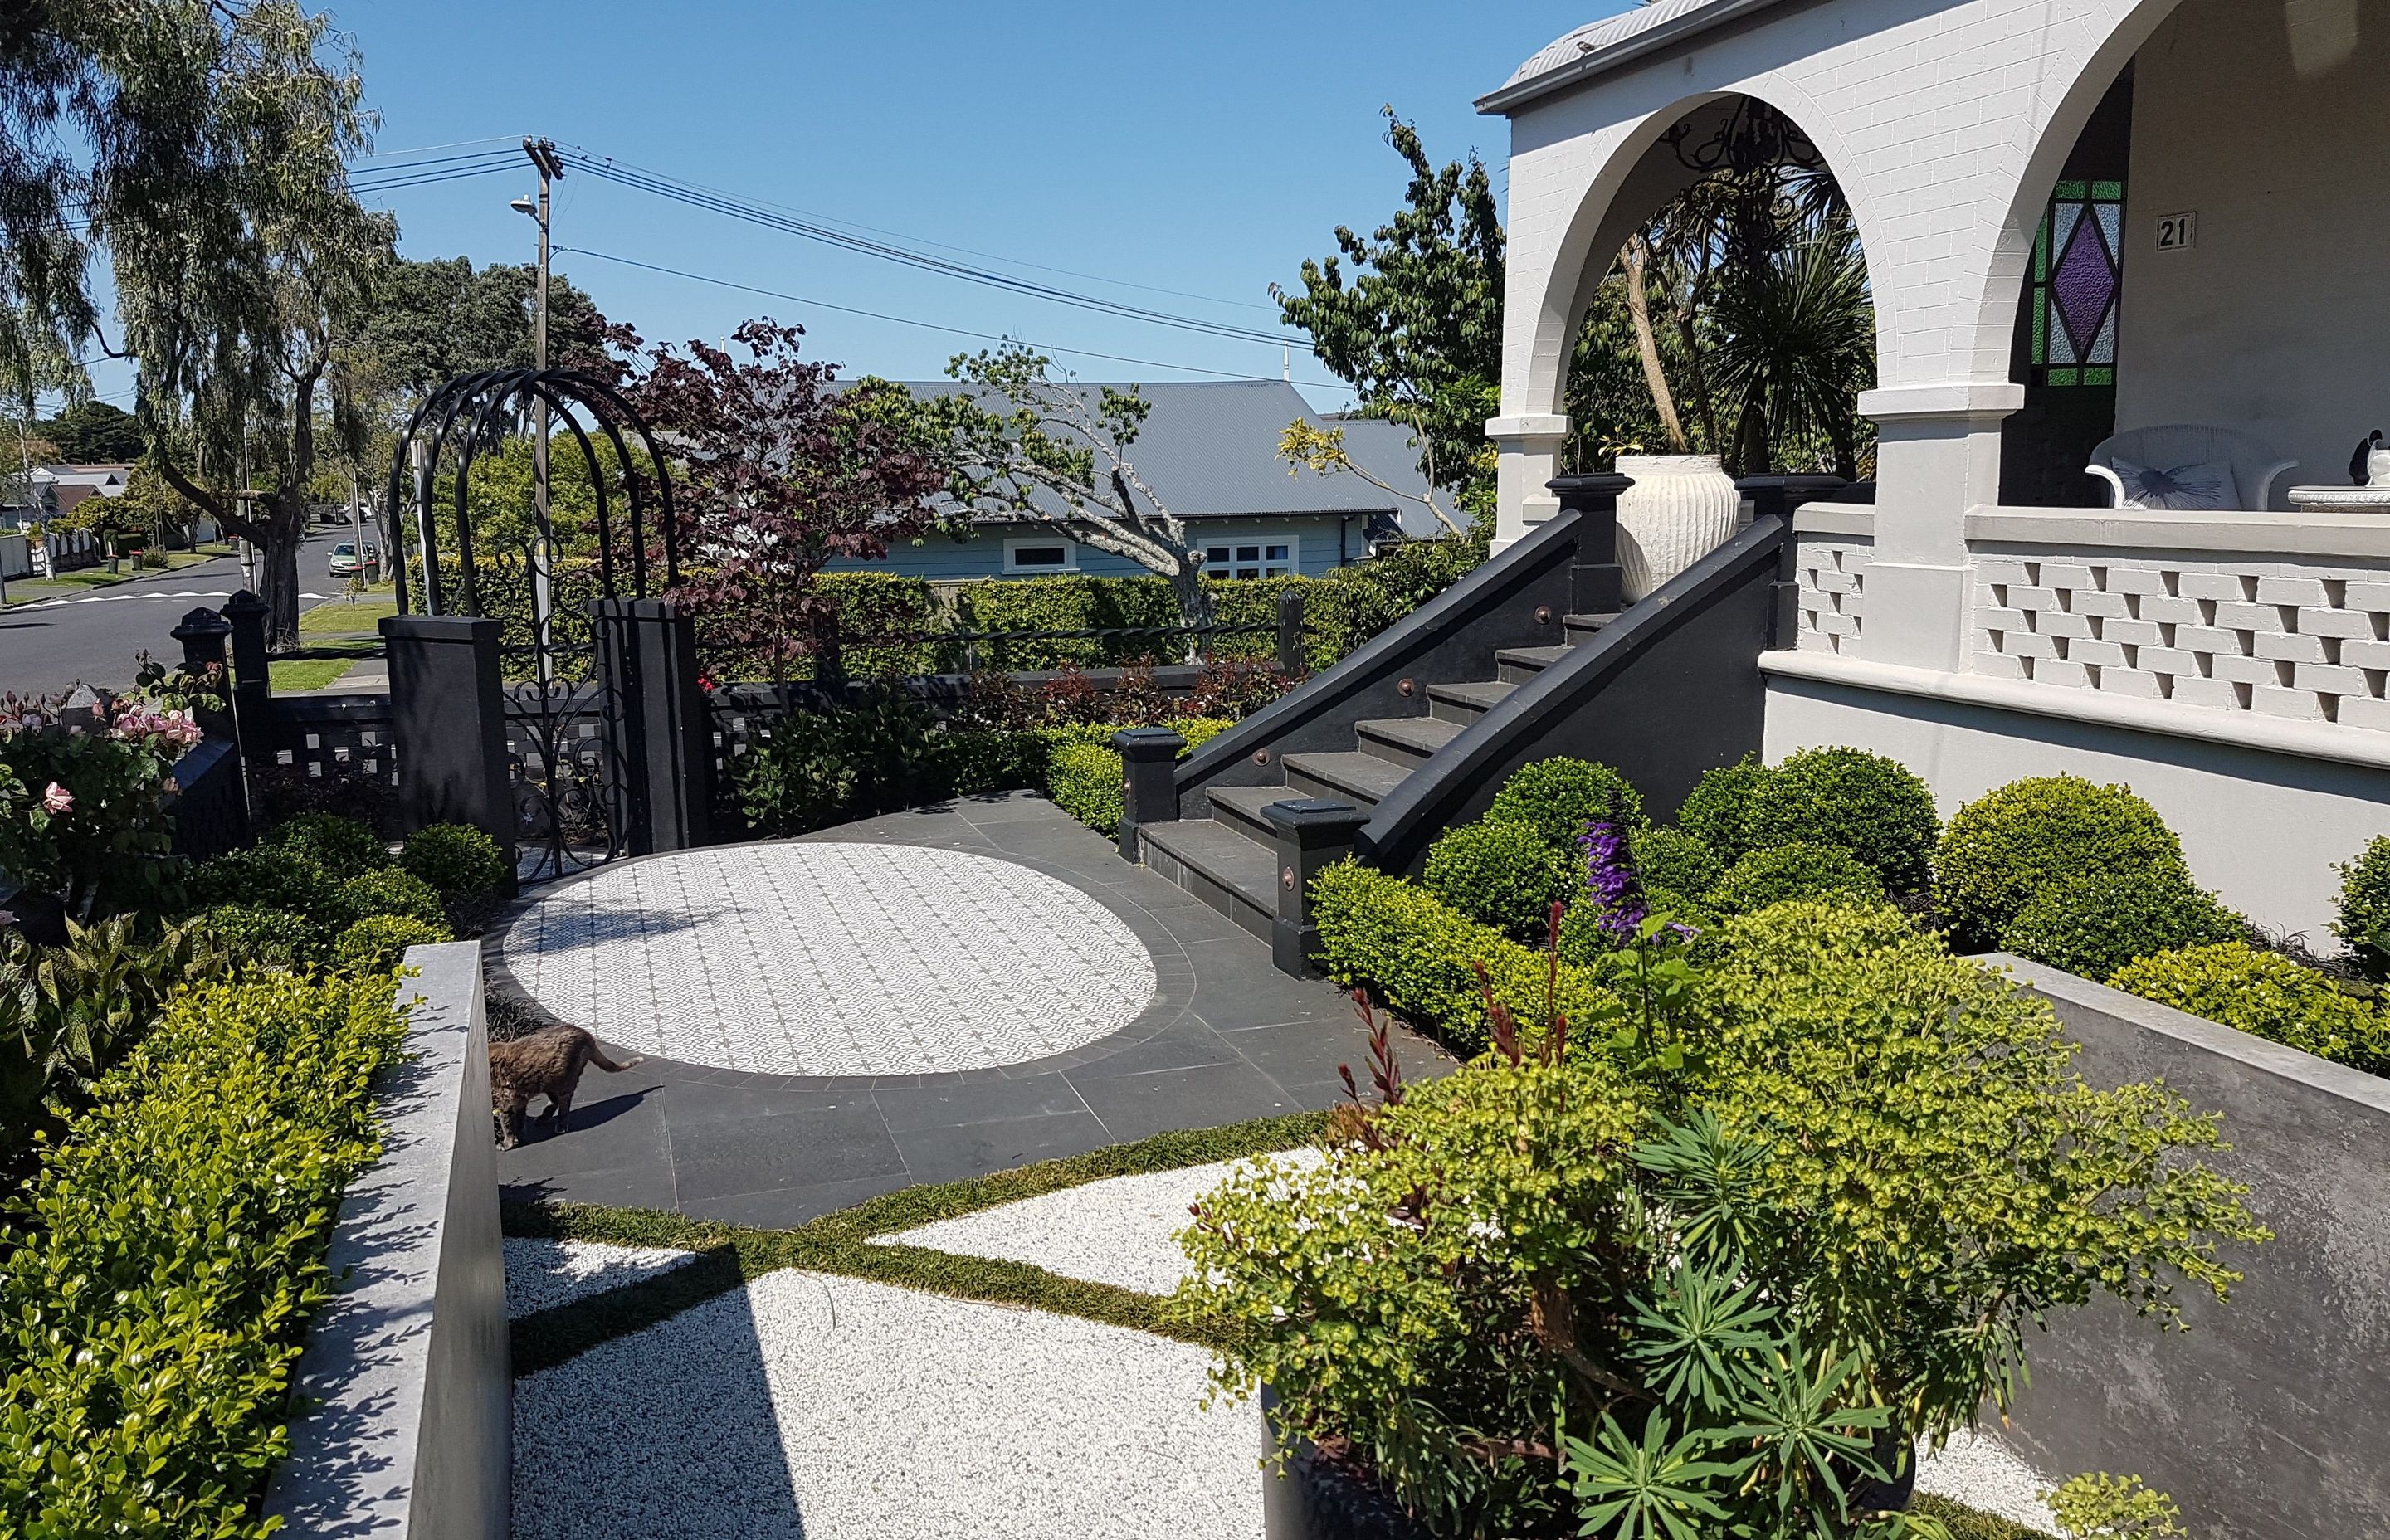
[1612, 454, 1741, 601]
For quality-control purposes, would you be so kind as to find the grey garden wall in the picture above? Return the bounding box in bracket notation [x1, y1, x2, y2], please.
[1985, 955, 2390, 1540]
[265, 940, 510, 1540]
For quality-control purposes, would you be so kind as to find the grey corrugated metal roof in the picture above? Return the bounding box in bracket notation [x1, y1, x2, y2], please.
[897, 378, 1440, 533]
[1477, 0, 1793, 116]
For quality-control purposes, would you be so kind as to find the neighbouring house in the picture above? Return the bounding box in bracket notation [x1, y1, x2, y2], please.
[2, 464, 132, 529]
[1481, 0, 2390, 938]
[829, 379, 1441, 582]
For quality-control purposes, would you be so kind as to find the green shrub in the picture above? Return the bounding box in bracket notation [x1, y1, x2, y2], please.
[938, 728, 1043, 797]
[1311, 860, 1612, 1055]
[184, 845, 332, 914]
[954, 574, 1181, 670]
[1999, 867, 2245, 982]
[1703, 840, 1883, 917]
[2331, 834, 2390, 981]
[332, 914, 453, 974]
[1046, 743, 1124, 836]
[0, 968, 405, 1535]
[731, 690, 944, 836]
[1422, 820, 1570, 941]
[398, 822, 510, 900]
[1485, 757, 1645, 859]
[1744, 745, 1939, 892]
[1178, 716, 1232, 753]
[1627, 826, 1722, 901]
[1673, 753, 1771, 863]
[2109, 940, 2389, 1075]
[332, 867, 447, 929]
[1300, 533, 1485, 671]
[1557, 888, 1721, 968]
[189, 904, 319, 968]
[1936, 775, 2187, 948]
[261, 811, 388, 880]
[814, 570, 944, 678]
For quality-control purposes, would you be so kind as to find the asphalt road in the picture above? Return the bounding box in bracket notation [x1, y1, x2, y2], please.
[1, 524, 363, 698]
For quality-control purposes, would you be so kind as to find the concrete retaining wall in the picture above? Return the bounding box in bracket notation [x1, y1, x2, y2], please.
[264, 941, 509, 1540]
[1987, 955, 2390, 1540]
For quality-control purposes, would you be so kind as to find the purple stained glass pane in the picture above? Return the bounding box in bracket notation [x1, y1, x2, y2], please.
[2052, 212, 2116, 360]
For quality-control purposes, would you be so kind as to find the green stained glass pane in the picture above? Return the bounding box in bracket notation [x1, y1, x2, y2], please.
[2090, 180, 2124, 201]
[2032, 292, 2047, 364]
[2049, 367, 2080, 387]
[2084, 366, 2114, 386]
[2055, 178, 2088, 199]
[2034, 215, 2049, 281]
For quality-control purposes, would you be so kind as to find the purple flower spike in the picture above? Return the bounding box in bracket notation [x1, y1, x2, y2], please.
[1580, 819, 1646, 940]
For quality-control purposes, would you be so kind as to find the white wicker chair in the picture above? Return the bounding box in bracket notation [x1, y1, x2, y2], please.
[2087, 425, 2299, 510]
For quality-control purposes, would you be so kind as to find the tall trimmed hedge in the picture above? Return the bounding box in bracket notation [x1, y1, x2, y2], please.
[0, 970, 406, 1537]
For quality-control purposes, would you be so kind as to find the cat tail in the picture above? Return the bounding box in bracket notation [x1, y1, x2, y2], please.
[583, 1041, 646, 1074]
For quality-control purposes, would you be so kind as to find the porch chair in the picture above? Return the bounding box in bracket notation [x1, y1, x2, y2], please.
[2087, 424, 2299, 511]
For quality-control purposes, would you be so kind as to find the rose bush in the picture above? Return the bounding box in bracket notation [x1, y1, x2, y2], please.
[0, 691, 203, 921]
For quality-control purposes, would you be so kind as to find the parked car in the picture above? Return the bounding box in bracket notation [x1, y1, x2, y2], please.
[329, 542, 378, 578]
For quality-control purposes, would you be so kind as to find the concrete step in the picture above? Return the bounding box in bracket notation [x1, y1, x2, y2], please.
[1356, 714, 1467, 764]
[1427, 679, 1515, 724]
[1137, 819, 1275, 942]
[1495, 644, 1574, 684]
[1283, 750, 1410, 807]
[1203, 783, 1297, 847]
[1564, 611, 1622, 641]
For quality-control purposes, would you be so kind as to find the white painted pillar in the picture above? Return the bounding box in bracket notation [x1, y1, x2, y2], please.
[1486, 413, 1570, 552]
[1851, 381, 2022, 671]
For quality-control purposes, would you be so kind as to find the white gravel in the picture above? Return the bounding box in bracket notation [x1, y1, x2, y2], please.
[1917, 1428, 2060, 1532]
[512, 1267, 1266, 1540]
[505, 1237, 696, 1319]
[874, 1148, 1329, 1296]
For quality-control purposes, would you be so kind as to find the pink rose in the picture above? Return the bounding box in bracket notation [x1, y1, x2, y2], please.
[41, 782, 72, 814]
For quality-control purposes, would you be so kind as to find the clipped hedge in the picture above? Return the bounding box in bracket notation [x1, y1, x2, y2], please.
[2109, 940, 2390, 1075]
[333, 914, 454, 974]
[184, 846, 331, 915]
[1704, 841, 1884, 918]
[189, 904, 319, 969]
[1999, 867, 2245, 982]
[1674, 753, 1771, 864]
[1311, 860, 1612, 1056]
[399, 822, 510, 901]
[260, 812, 388, 880]
[1935, 775, 2187, 948]
[331, 867, 448, 930]
[2332, 834, 2390, 981]
[1487, 756, 1646, 854]
[1423, 820, 1571, 941]
[0, 969, 407, 1537]
[954, 574, 1184, 670]
[1041, 719, 1232, 840]
[1744, 746, 1939, 894]
[1628, 826, 1723, 901]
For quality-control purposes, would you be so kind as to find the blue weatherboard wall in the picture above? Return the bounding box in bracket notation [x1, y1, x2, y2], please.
[826, 515, 1358, 581]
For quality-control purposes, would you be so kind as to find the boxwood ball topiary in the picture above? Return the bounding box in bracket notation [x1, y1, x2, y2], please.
[1486, 757, 1646, 855]
[1744, 747, 1939, 894]
[398, 823, 510, 900]
[2331, 834, 2390, 981]
[189, 904, 320, 968]
[1673, 754, 1772, 865]
[1628, 826, 1724, 903]
[1424, 819, 1571, 941]
[332, 914, 454, 975]
[332, 867, 448, 929]
[1934, 775, 2186, 948]
[185, 846, 333, 915]
[1703, 841, 1884, 919]
[2110, 940, 2390, 1075]
[261, 811, 388, 880]
[1997, 867, 2245, 982]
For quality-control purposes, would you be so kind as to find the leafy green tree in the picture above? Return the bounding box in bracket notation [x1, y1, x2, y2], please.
[34, 401, 143, 462]
[1274, 110, 1504, 516]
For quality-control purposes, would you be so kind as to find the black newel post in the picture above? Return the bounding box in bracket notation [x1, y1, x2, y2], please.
[1275, 587, 1306, 675]
[1112, 726, 1184, 862]
[220, 589, 276, 767]
[170, 606, 238, 743]
[1549, 474, 1632, 616]
[1737, 475, 1848, 649]
[383, 613, 516, 889]
[597, 597, 715, 855]
[1261, 797, 1369, 977]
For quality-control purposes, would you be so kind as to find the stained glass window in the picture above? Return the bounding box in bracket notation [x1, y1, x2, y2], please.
[2029, 179, 2124, 387]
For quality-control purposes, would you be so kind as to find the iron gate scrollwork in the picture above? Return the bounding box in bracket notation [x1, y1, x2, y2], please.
[384, 367, 680, 883]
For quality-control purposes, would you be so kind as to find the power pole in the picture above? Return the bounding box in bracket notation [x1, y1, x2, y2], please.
[519, 136, 566, 681]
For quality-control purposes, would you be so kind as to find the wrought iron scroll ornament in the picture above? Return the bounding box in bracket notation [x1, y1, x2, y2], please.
[1662, 98, 1824, 178]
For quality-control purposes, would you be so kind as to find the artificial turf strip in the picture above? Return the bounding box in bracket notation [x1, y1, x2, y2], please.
[502, 1109, 1330, 1377]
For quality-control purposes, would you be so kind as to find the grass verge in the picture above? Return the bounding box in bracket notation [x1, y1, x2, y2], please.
[300, 595, 399, 633]
[502, 1110, 1329, 1376]
[268, 656, 354, 692]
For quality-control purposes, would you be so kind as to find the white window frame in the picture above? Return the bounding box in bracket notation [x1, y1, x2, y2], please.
[1199, 535, 1299, 580]
[1002, 536, 1080, 574]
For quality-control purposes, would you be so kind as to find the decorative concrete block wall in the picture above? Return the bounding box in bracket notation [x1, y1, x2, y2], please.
[264, 941, 510, 1540]
[1988, 955, 2390, 1540]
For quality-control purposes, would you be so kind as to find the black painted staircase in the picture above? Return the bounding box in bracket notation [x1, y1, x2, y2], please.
[1138, 609, 1618, 943]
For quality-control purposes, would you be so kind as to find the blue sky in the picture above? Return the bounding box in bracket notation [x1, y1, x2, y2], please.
[80, 1, 1625, 417]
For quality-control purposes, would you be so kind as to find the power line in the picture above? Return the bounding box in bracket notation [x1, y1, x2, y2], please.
[557, 245, 1348, 390]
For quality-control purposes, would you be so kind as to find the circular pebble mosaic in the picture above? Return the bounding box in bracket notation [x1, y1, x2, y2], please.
[497, 842, 1158, 1077]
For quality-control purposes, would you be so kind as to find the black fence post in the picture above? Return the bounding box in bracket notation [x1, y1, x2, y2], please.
[1275, 587, 1306, 675]
[221, 589, 276, 769]
[1113, 726, 1184, 863]
[597, 597, 715, 856]
[170, 606, 240, 746]
[1549, 474, 1632, 616]
[382, 613, 516, 890]
[1261, 797, 1369, 977]
[1737, 475, 1848, 651]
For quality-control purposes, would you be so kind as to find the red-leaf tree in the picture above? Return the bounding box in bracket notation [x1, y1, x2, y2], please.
[625, 319, 946, 685]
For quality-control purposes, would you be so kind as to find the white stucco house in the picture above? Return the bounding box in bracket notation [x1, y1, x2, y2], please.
[1481, 0, 2390, 938]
